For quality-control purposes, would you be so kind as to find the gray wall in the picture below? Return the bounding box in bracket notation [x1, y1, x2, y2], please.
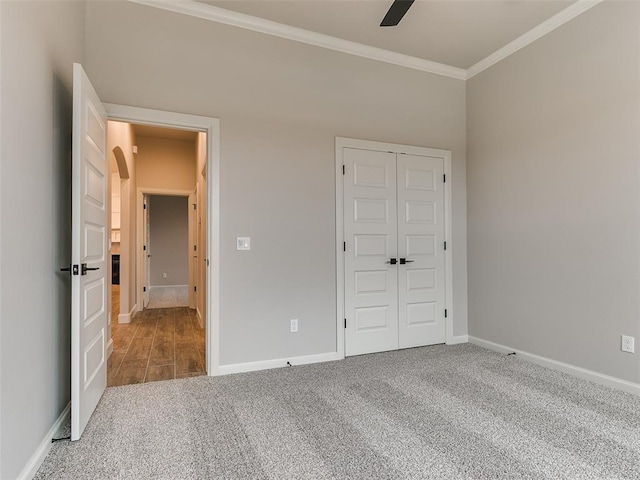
[0, 1, 85, 478]
[149, 195, 189, 286]
[85, 1, 468, 366]
[467, 1, 640, 383]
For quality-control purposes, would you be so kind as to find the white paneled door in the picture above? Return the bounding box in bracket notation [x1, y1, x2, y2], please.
[344, 148, 399, 356]
[71, 64, 108, 441]
[343, 147, 446, 357]
[396, 155, 446, 349]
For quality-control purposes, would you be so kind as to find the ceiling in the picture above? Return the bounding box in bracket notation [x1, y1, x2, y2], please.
[199, 0, 575, 69]
[133, 124, 199, 142]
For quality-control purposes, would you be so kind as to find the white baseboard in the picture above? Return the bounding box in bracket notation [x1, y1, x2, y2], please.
[17, 402, 70, 480]
[447, 335, 468, 345]
[118, 303, 137, 324]
[106, 337, 114, 358]
[216, 339, 472, 377]
[196, 307, 204, 329]
[469, 336, 640, 396]
[217, 351, 342, 376]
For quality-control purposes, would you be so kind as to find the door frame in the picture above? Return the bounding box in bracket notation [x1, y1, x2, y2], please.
[335, 137, 454, 358]
[105, 103, 220, 376]
[136, 189, 195, 313]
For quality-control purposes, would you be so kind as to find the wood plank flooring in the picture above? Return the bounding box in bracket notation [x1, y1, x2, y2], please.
[108, 304, 206, 387]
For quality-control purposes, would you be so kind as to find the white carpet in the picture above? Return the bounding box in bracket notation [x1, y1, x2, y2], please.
[147, 285, 188, 309]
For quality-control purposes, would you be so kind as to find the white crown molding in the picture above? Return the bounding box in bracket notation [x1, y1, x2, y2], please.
[130, 0, 602, 82]
[466, 0, 603, 79]
[129, 0, 467, 80]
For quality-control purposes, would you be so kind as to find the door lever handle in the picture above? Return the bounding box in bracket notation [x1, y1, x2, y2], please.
[81, 263, 99, 275]
[60, 265, 79, 275]
[386, 258, 397, 265]
[399, 258, 414, 265]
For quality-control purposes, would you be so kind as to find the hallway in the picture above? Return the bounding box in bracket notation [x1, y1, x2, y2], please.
[108, 306, 206, 387]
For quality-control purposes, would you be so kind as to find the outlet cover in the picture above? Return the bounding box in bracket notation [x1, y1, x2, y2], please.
[290, 319, 298, 333]
[622, 335, 635, 353]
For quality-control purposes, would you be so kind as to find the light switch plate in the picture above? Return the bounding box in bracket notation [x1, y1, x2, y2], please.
[237, 237, 251, 251]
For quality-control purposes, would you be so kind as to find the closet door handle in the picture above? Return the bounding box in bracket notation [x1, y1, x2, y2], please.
[386, 258, 397, 265]
[399, 258, 414, 265]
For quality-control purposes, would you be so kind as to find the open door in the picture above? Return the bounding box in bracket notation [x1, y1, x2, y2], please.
[142, 195, 150, 308]
[189, 192, 197, 309]
[71, 63, 108, 441]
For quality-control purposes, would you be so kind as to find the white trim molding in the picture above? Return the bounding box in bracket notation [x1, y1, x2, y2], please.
[106, 337, 114, 358]
[118, 302, 137, 324]
[218, 352, 342, 376]
[466, 0, 603, 78]
[469, 336, 640, 396]
[130, 0, 601, 81]
[447, 335, 468, 345]
[16, 403, 70, 480]
[129, 0, 466, 80]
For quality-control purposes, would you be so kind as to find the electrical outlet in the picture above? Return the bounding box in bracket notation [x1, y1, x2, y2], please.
[621, 335, 635, 353]
[290, 319, 298, 333]
[162, 273, 167, 278]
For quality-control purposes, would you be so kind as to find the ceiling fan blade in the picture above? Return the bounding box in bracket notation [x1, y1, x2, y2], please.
[380, 0, 415, 27]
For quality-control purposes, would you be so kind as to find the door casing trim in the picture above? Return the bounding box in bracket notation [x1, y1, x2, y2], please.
[105, 103, 221, 376]
[335, 137, 454, 358]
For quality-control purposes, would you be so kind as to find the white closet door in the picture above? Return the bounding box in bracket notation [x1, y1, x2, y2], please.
[344, 148, 399, 356]
[397, 154, 446, 348]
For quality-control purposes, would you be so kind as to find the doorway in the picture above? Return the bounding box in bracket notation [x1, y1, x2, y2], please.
[145, 194, 190, 309]
[107, 122, 209, 386]
[70, 65, 220, 440]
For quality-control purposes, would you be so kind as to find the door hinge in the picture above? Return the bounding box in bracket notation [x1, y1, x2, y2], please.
[344, 318, 347, 329]
[143, 204, 147, 210]
[194, 245, 197, 251]
[444, 241, 447, 251]
[193, 203, 196, 210]
[343, 241, 346, 252]
[143, 245, 147, 251]
[342, 165, 345, 175]
[443, 174, 446, 183]
[194, 286, 197, 292]
[445, 309, 448, 318]
[143, 286, 146, 292]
